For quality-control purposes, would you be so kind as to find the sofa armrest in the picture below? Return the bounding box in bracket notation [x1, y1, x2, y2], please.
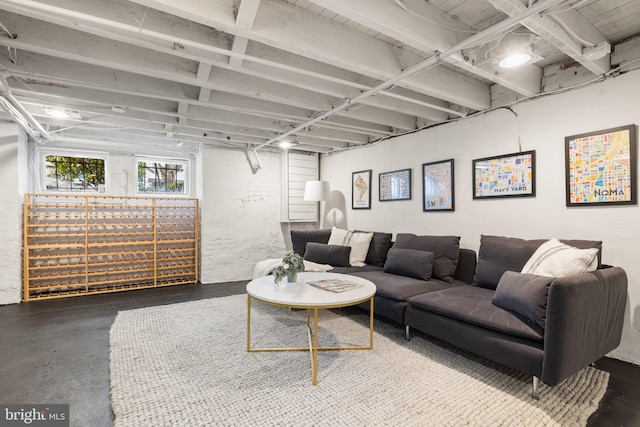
[541, 267, 627, 386]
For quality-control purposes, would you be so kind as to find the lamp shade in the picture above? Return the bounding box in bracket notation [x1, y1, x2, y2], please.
[303, 180, 331, 201]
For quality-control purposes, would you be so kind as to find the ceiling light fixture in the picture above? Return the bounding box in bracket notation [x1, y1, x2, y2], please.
[43, 107, 83, 120]
[44, 107, 70, 119]
[499, 52, 533, 69]
[582, 41, 611, 61]
[278, 139, 298, 149]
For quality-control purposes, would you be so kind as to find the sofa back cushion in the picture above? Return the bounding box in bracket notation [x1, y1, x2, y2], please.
[383, 248, 434, 280]
[304, 242, 351, 267]
[359, 231, 393, 267]
[291, 229, 331, 256]
[473, 235, 603, 290]
[393, 234, 460, 282]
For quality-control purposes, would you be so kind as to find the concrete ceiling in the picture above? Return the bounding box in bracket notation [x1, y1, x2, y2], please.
[0, 0, 639, 155]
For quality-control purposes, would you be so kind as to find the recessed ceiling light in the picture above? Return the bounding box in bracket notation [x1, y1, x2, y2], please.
[278, 139, 298, 149]
[499, 52, 532, 69]
[44, 107, 70, 119]
[43, 107, 82, 119]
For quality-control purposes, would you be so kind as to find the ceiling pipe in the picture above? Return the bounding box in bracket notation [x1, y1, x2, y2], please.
[256, 0, 568, 151]
[0, 73, 51, 140]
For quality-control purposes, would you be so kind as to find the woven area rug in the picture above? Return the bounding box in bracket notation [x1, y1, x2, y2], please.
[109, 294, 608, 426]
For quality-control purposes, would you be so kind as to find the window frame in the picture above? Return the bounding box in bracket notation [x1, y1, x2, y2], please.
[39, 148, 109, 194]
[134, 155, 190, 196]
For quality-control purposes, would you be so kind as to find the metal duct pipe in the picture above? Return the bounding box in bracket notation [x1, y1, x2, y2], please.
[257, 0, 568, 150]
[0, 74, 51, 140]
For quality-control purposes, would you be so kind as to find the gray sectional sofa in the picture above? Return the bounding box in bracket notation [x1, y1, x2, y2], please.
[290, 230, 628, 397]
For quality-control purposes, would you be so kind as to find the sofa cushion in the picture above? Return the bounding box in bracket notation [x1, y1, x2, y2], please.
[521, 238, 599, 277]
[349, 270, 462, 302]
[407, 286, 544, 341]
[492, 271, 555, 329]
[291, 229, 331, 256]
[329, 265, 383, 274]
[383, 248, 434, 280]
[348, 231, 374, 267]
[358, 231, 393, 267]
[473, 235, 603, 290]
[328, 226, 351, 245]
[327, 226, 373, 267]
[393, 234, 460, 282]
[303, 242, 351, 267]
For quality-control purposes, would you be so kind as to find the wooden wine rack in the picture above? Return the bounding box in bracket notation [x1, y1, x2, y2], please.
[22, 194, 199, 301]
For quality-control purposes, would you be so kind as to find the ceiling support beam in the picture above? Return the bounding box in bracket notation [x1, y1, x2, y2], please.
[0, 15, 416, 131]
[486, 0, 610, 75]
[230, 0, 261, 68]
[309, 0, 543, 96]
[0, 0, 454, 120]
[129, 0, 491, 110]
[196, 62, 212, 103]
[255, 0, 567, 149]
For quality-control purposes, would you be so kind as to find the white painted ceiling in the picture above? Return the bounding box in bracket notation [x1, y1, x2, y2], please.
[0, 0, 639, 154]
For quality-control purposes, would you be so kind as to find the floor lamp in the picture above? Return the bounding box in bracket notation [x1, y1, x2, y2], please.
[303, 181, 331, 227]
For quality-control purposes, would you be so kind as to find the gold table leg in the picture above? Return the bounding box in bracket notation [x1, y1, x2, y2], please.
[247, 295, 375, 385]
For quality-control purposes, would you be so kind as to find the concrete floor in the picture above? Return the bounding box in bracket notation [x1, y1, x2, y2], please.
[0, 282, 638, 427]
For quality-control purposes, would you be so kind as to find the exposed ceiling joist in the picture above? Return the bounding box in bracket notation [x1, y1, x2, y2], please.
[0, 0, 638, 155]
[487, 0, 610, 75]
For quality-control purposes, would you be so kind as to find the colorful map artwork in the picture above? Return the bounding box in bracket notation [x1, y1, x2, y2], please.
[423, 163, 452, 210]
[353, 173, 369, 207]
[380, 170, 411, 201]
[474, 154, 533, 197]
[568, 129, 632, 204]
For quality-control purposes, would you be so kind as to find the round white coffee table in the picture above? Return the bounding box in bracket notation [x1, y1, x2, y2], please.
[246, 272, 376, 385]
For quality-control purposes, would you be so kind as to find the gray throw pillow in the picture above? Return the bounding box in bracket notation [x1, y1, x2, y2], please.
[492, 271, 555, 329]
[393, 234, 460, 282]
[304, 242, 351, 267]
[291, 229, 331, 256]
[357, 231, 393, 267]
[383, 248, 434, 281]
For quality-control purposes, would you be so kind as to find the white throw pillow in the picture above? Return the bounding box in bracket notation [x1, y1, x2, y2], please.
[521, 238, 599, 277]
[348, 232, 374, 267]
[327, 226, 373, 267]
[328, 226, 352, 246]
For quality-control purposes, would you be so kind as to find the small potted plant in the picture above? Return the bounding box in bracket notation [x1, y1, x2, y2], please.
[273, 251, 305, 285]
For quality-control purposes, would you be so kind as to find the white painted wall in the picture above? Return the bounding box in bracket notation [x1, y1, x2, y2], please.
[320, 69, 640, 365]
[200, 147, 287, 283]
[0, 124, 21, 304]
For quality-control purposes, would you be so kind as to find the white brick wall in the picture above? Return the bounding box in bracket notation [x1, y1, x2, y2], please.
[199, 147, 286, 283]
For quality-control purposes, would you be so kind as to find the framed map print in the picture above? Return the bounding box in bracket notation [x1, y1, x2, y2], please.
[473, 151, 536, 199]
[565, 124, 637, 207]
[379, 168, 411, 201]
[423, 159, 454, 211]
[352, 169, 372, 209]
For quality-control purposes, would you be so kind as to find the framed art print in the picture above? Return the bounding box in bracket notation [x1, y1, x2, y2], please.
[565, 124, 637, 206]
[422, 159, 454, 211]
[473, 150, 536, 199]
[379, 168, 411, 201]
[352, 169, 372, 209]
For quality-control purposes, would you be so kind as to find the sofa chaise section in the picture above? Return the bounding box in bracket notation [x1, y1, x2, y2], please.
[404, 235, 628, 396]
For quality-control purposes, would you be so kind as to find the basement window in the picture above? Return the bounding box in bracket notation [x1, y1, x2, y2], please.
[43, 153, 106, 192]
[136, 157, 188, 195]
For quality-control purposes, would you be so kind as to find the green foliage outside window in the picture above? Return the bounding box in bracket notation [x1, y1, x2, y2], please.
[45, 155, 105, 191]
[137, 160, 186, 193]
